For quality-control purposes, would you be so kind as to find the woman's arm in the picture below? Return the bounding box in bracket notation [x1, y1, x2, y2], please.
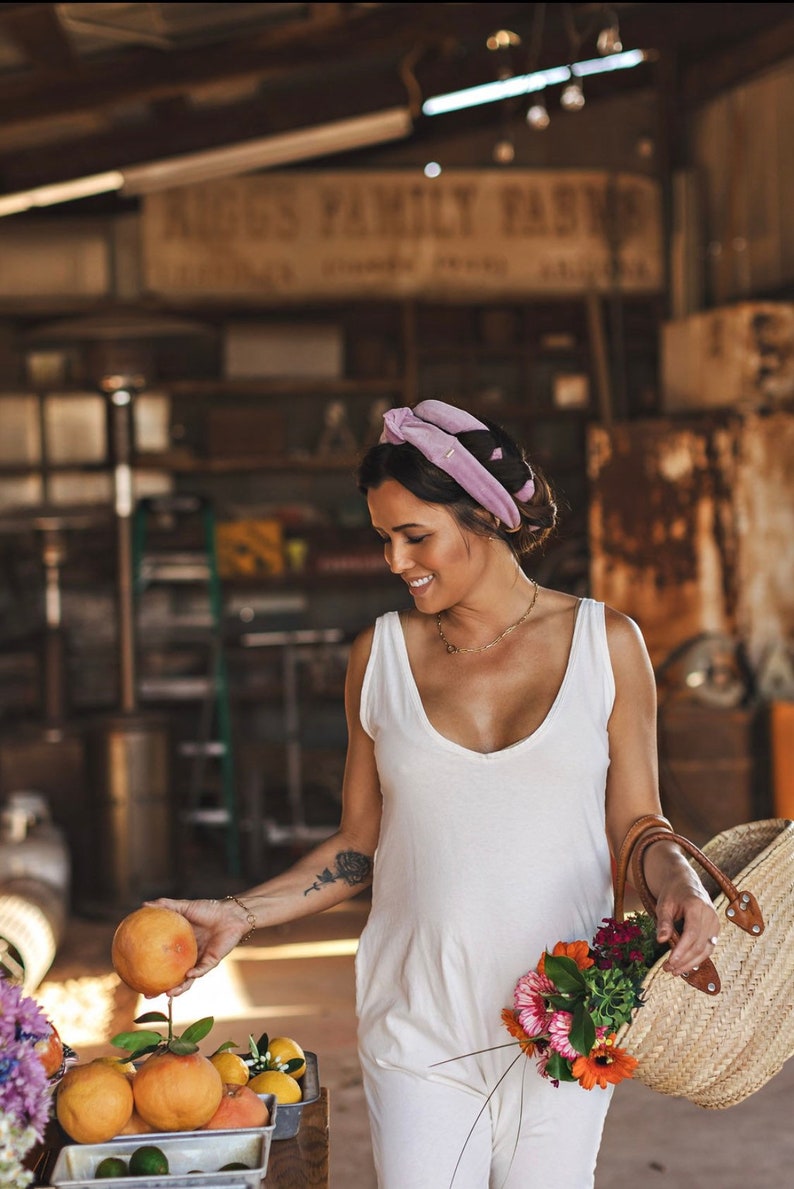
[151, 626, 383, 994]
[603, 608, 719, 977]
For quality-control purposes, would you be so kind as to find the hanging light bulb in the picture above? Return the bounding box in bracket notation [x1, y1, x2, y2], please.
[493, 138, 516, 164]
[486, 29, 522, 51]
[526, 98, 550, 130]
[597, 20, 622, 55]
[560, 80, 585, 111]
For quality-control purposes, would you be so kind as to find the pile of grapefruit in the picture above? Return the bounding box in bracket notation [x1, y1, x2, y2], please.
[54, 905, 307, 1145]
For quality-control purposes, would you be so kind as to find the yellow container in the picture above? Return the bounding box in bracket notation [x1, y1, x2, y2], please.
[215, 519, 285, 578]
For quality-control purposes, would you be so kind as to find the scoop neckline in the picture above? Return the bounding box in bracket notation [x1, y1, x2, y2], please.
[391, 598, 586, 759]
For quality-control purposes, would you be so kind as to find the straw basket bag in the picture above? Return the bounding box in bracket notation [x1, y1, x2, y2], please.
[613, 814, 794, 1109]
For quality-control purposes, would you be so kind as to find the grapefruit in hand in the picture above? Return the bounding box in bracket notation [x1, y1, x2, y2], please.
[111, 906, 197, 996]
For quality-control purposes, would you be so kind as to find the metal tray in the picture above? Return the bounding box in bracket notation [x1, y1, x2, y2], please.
[108, 1096, 278, 1144]
[49, 1125, 272, 1189]
[258, 1051, 320, 1140]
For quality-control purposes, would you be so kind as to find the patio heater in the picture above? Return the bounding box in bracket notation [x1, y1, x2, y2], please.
[24, 310, 214, 912]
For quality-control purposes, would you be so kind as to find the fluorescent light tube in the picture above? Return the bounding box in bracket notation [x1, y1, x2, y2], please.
[0, 171, 124, 217]
[122, 107, 413, 195]
[0, 108, 413, 217]
[423, 50, 649, 116]
[572, 49, 647, 77]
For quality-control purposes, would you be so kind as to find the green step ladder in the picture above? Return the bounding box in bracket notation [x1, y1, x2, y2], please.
[132, 493, 241, 877]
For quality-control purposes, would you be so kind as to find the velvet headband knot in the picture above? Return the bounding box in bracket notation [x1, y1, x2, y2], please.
[379, 399, 534, 530]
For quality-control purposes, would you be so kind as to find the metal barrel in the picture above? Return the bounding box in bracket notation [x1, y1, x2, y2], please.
[87, 712, 174, 910]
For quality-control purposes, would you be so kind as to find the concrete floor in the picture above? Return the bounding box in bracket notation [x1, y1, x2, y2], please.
[38, 894, 794, 1189]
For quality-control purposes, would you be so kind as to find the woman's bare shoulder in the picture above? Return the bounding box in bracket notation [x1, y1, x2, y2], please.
[601, 603, 655, 687]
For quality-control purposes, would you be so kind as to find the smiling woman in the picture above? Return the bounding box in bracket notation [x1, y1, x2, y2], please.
[147, 397, 719, 1189]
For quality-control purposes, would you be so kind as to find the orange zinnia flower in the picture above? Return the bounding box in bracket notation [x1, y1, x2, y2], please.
[500, 1008, 536, 1056]
[572, 1034, 638, 1090]
[537, 940, 594, 976]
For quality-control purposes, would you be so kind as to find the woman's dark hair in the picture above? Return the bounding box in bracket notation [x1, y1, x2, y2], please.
[356, 412, 557, 557]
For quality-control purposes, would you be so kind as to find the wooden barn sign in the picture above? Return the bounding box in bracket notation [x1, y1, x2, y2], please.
[141, 170, 663, 301]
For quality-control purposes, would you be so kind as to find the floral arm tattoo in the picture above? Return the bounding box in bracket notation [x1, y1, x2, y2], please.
[304, 850, 373, 896]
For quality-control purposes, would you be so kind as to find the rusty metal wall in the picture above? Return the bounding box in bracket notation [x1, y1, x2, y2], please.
[587, 412, 794, 673]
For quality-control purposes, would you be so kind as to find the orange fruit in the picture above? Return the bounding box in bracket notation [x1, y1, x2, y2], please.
[133, 1050, 223, 1131]
[203, 1083, 270, 1130]
[118, 1106, 155, 1136]
[209, 1051, 250, 1086]
[111, 906, 198, 996]
[56, 1060, 134, 1143]
[248, 1069, 302, 1104]
[267, 1036, 306, 1079]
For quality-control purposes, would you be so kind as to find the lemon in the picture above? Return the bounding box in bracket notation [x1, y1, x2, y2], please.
[94, 1156, 127, 1178]
[129, 1145, 169, 1176]
[209, 1050, 250, 1086]
[248, 1069, 302, 1104]
[267, 1037, 306, 1079]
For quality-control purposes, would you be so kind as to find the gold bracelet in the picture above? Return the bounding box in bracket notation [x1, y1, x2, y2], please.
[225, 894, 257, 944]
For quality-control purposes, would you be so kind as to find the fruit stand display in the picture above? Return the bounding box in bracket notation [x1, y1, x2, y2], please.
[32, 906, 330, 1187]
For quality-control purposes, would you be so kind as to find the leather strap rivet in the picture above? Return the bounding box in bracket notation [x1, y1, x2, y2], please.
[708, 982, 716, 992]
[752, 924, 761, 934]
[727, 907, 736, 917]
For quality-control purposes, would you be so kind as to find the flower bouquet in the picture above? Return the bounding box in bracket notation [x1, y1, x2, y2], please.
[0, 975, 66, 1188]
[500, 914, 662, 1090]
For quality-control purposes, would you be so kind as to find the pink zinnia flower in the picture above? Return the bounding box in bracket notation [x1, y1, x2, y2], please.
[514, 970, 554, 1037]
[548, 1011, 579, 1060]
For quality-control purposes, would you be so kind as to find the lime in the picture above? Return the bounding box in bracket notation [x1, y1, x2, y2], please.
[94, 1156, 127, 1178]
[129, 1145, 169, 1176]
[220, 1162, 251, 1170]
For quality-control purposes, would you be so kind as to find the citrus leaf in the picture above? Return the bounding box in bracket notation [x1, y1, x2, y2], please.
[256, 1032, 270, 1053]
[212, 1040, 239, 1055]
[180, 1017, 214, 1045]
[281, 1058, 304, 1074]
[168, 1037, 200, 1055]
[111, 1029, 163, 1051]
[126, 1042, 163, 1062]
[134, 1012, 169, 1025]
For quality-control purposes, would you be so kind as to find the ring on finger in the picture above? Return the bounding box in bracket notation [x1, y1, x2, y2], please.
[708, 935, 718, 946]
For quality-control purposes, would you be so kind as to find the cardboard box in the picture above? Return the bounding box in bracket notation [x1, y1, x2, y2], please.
[661, 302, 794, 412]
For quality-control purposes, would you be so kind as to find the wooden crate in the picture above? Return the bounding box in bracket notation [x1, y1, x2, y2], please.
[661, 302, 794, 412]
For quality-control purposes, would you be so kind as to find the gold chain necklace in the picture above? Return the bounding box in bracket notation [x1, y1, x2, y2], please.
[436, 580, 539, 655]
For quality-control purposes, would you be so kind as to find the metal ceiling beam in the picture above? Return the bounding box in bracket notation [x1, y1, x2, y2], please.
[0, 2, 529, 128]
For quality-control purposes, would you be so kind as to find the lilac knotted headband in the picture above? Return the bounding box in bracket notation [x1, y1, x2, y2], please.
[379, 399, 534, 530]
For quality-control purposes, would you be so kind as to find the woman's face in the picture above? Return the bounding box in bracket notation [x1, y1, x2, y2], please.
[367, 479, 489, 612]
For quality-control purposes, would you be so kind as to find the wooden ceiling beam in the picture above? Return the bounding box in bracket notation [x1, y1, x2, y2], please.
[0, 2, 529, 128]
[680, 12, 794, 106]
[0, 71, 409, 191]
[1, 1, 75, 69]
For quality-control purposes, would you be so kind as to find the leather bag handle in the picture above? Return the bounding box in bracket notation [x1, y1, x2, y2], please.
[613, 813, 674, 922]
[614, 816, 765, 998]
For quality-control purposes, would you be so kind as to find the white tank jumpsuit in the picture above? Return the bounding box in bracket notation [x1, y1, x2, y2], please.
[355, 599, 617, 1189]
